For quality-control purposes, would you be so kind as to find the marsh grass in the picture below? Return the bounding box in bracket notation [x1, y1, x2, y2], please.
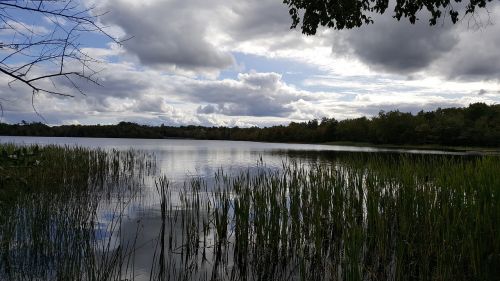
[0, 144, 156, 281]
[1, 143, 498, 281]
[152, 154, 499, 281]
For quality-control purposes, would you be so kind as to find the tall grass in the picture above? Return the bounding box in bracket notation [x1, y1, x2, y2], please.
[153, 154, 499, 281]
[0, 144, 156, 281]
[1, 143, 498, 281]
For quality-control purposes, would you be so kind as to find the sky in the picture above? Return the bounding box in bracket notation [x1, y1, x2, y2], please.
[1, 0, 499, 127]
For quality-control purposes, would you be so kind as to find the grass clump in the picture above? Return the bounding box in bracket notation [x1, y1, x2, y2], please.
[1, 143, 498, 281]
[0, 143, 156, 281]
[161, 154, 500, 281]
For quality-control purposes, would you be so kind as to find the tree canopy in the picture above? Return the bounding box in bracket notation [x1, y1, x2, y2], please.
[1, 103, 499, 147]
[283, 0, 494, 34]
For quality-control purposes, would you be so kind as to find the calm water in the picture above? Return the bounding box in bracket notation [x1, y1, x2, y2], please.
[0, 136, 467, 180]
[0, 136, 480, 280]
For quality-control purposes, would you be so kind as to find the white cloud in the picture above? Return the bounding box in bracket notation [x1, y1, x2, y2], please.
[2, 0, 500, 126]
[0, 20, 50, 36]
[96, 0, 235, 76]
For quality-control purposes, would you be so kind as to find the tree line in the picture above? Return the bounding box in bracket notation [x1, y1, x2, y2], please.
[1, 103, 499, 147]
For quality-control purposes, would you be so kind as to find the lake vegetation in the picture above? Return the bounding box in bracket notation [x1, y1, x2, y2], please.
[0, 144, 157, 280]
[0, 142, 498, 280]
[1, 103, 499, 147]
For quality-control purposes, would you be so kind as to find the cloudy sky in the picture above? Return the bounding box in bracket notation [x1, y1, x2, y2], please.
[1, 0, 499, 127]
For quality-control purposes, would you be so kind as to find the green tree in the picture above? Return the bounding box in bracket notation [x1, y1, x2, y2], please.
[283, 0, 493, 35]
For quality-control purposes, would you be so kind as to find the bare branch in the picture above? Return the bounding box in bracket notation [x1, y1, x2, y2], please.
[0, 0, 122, 119]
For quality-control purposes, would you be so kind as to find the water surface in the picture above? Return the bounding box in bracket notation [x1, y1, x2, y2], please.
[1, 136, 487, 280]
[0, 136, 467, 181]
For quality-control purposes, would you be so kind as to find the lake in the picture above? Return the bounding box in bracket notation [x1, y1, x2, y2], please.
[0, 136, 468, 179]
[0, 137, 498, 281]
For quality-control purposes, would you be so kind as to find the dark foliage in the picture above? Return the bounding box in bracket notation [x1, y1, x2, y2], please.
[283, 0, 494, 35]
[0, 103, 499, 147]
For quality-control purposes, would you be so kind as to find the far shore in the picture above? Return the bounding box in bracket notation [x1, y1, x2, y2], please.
[1, 134, 499, 155]
[324, 141, 500, 154]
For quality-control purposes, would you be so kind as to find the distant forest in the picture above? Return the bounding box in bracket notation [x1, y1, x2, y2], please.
[1, 103, 499, 147]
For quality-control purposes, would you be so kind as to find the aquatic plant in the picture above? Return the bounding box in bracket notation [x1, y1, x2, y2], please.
[1, 143, 498, 281]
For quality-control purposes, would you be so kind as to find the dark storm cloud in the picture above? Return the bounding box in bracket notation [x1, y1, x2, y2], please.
[331, 3, 500, 80]
[437, 26, 500, 80]
[229, 0, 293, 39]
[433, 2, 500, 80]
[333, 17, 458, 73]
[100, 0, 234, 71]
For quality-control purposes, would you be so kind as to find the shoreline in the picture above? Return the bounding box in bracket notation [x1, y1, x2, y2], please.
[1, 135, 499, 154]
[323, 141, 500, 154]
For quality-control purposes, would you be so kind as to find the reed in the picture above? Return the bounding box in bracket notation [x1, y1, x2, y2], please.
[169, 154, 499, 281]
[1, 143, 498, 281]
[0, 143, 156, 281]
